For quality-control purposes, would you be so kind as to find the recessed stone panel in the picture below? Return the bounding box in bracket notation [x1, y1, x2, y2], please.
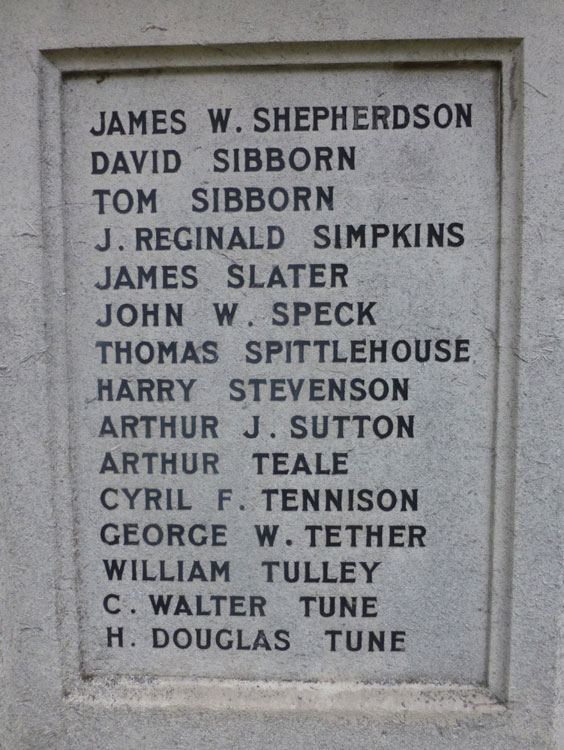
[62, 62, 499, 682]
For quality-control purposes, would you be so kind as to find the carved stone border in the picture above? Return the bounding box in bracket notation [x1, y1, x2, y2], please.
[39, 39, 522, 717]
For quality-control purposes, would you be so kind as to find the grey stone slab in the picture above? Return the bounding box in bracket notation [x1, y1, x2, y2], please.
[0, 4, 563, 750]
[61, 63, 501, 687]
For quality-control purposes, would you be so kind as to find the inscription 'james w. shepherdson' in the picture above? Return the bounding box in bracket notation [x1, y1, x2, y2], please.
[89, 101, 472, 135]
[63, 64, 498, 681]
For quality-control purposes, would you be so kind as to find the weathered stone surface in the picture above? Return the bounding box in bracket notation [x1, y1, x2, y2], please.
[1, 3, 563, 749]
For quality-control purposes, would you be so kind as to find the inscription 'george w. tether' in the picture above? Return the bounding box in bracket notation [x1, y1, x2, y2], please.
[62, 63, 499, 682]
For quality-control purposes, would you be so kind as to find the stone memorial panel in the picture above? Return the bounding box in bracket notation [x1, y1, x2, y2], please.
[62, 62, 499, 683]
[6, 3, 564, 745]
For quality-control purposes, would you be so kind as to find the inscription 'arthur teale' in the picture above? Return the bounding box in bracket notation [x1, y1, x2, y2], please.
[63, 64, 499, 682]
